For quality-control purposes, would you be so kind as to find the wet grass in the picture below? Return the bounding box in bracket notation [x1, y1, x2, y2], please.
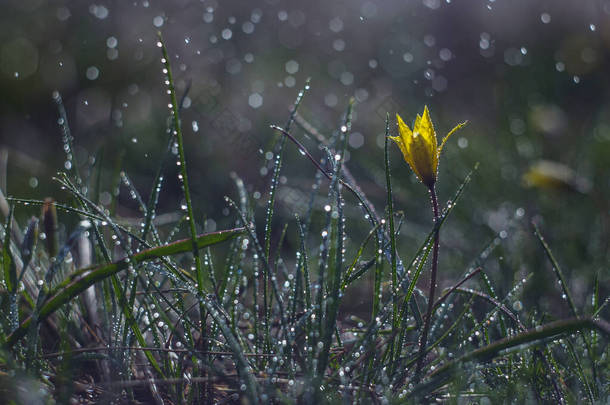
[0, 34, 608, 404]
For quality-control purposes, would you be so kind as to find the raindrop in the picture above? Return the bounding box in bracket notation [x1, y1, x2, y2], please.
[242, 21, 255, 34]
[540, 13, 551, 24]
[106, 36, 118, 48]
[329, 17, 344, 32]
[221, 28, 233, 40]
[284, 76, 296, 87]
[86, 66, 100, 80]
[340, 71, 354, 85]
[251, 9, 263, 23]
[439, 48, 452, 61]
[333, 39, 346, 52]
[153, 15, 164, 27]
[285, 60, 299, 74]
[90, 4, 109, 19]
[248, 93, 263, 108]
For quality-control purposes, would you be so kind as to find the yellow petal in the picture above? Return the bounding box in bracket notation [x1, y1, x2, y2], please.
[415, 106, 438, 171]
[388, 135, 410, 165]
[409, 131, 436, 187]
[438, 121, 468, 154]
[396, 113, 412, 140]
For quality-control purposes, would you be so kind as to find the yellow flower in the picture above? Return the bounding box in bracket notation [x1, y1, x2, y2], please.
[523, 160, 591, 194]
[390, 106, 466, 188]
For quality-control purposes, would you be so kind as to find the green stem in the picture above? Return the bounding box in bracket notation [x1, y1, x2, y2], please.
[415, 184, 440, 382]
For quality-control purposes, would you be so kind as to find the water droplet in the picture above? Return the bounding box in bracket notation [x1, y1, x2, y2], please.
[153, 15, 164, 27]
[221, 28, 233, 40]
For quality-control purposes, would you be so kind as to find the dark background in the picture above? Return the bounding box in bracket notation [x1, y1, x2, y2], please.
[1, 0, 608, 316]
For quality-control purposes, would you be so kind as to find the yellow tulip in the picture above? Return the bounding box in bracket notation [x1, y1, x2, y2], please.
[389, 106, 467, 188]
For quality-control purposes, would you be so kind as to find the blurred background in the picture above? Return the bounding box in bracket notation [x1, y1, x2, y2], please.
[1, 0, 608, 316]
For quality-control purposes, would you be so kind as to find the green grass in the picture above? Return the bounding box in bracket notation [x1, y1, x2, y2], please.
[0, 35, 608, 404]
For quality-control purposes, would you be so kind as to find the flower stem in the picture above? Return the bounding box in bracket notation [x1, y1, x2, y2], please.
[415, 184, 440, 382]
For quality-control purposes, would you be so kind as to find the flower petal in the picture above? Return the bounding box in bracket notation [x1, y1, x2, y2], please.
[396, 113, 412, 140]
[410, 131, 436, 187]
[438, 121, 468, 154]
[418, 106, 437, 152]
[388, 135, 409, 164]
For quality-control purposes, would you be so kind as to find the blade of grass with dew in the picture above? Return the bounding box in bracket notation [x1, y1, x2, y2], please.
[408, 317, 609, 400]
[158, 265, 262, 403]
[372, 232, 383, 318]
[55, 173, 147, 368]
[4, 227, 244, 348]
[317, 100, 353, 383]
[272, 124, 426, 325]
[119, 171, 167, 360]
[533, 222, 598, 398]
[2, 204, 18, 332]
[390, 271, 482, 383]
[53, 91, 83, 191]
[225, 197, 289, 342]
[295, 216, 313, 365]
[25, 223, 88, 365]
[157, 35, 208, 370]
[341, 221, 383, 291]
[384, 113, 399, 372]
[17, 217, 39, 286]
[565, 335, 595, 403]
[261, 80, 310, 360]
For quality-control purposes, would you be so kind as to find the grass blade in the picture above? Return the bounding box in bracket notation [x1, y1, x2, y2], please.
[4, 228, 244, 348]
